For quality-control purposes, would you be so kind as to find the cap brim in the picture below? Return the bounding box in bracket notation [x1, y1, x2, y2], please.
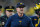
[17, 5, 25, 8]
[7, 10, 13, 12]
[19, 5, 25, 8]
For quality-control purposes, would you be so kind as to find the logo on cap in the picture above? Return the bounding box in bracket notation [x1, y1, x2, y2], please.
[20, 3, 22, 5]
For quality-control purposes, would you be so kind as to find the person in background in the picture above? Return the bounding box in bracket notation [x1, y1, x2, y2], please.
[2, 6, 15, 27]
[0, 6, 5, 27]
[0, 5, 2, 27]
[0, 6, 2, 16]
[30, 3, 40, 27]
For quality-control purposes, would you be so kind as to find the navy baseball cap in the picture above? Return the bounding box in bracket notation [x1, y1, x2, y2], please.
[16, 2, 25, 8]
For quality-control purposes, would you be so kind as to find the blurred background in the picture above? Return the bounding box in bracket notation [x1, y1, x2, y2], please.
[0, 0, 40, 16]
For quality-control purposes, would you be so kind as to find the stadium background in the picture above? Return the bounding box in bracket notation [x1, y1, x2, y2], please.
[0, 0, 40, 16]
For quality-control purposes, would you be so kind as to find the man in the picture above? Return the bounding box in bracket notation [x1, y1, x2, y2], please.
[2, 6, 15, 27]
[0, 6, 5, 27]
[0, 6, 2, 27]
[30, 3, 40, 27]
[4, 2, 34, 27]
[0, 6, 2, 16]
[3, 6, 15, 21]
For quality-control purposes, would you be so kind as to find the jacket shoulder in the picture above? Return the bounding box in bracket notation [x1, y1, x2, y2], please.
[24, 15, 31, 21]
[30, 16, 37, 18]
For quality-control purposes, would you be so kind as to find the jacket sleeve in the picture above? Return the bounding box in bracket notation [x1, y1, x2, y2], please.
[4, 16, 12, 27]
[38, 23, 40, 27]
[29, 19, 34, 27]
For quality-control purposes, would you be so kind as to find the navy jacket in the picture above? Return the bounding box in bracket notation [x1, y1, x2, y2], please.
[30, 16, 40, 27]
[38, 23, 40, 27]
[4, 13, 34, 27]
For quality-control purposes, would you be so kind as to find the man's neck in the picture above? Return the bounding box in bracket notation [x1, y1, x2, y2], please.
[18, 13, 23, 17]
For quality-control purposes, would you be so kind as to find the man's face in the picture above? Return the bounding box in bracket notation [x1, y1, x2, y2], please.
[6, 10, 13, 16]
[16, 7, 24, 14]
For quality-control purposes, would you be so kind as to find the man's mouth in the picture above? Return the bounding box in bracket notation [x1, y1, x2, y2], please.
[21, 10, 23, 11]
